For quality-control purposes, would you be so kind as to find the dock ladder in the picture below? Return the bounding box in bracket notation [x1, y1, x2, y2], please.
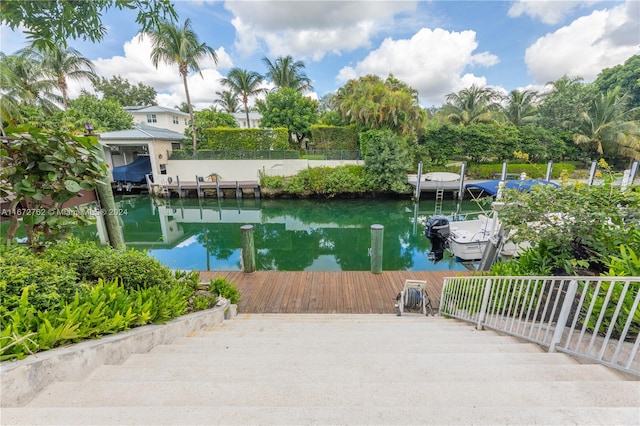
[434, 180, 445, 215]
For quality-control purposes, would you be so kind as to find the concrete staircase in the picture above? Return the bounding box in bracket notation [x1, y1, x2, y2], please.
[2, 314, 639, 425]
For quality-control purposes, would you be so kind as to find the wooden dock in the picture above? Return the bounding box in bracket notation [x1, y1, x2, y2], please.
[198, 270, 474, 314]
[152, 176, 260, 199]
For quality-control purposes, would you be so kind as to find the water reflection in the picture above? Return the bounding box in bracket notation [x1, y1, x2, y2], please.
[114, 196, 478, 271]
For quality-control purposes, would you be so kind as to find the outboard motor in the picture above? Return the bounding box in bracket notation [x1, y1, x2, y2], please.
[425, 215, 450, 261]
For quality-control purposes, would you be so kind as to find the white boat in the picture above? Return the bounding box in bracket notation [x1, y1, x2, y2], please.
[448, 214, 497, 261]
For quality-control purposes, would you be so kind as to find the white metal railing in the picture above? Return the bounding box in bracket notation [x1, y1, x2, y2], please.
[439, 276, 640, 376]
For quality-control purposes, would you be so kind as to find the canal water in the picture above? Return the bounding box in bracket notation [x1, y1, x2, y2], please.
[110, 196, 484, 271]
[1, 196, 486, 271]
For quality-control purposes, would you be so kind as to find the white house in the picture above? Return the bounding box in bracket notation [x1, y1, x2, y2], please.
[232, 112, 262, 128]
[124, 105, 189, 134]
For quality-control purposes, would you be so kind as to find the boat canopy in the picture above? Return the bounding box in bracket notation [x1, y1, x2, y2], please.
[112, 156, 151, 183]
[464, 179, 558, 197]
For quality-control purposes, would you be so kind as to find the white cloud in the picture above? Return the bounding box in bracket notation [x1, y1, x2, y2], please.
[336, 28, 499, 106]
[524, 4, 640, 84]
[508, 0, 590, 25]
[225, 0, 418, 60]
[67, 34, 234, 110]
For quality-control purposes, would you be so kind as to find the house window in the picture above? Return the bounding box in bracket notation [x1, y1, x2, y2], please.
[147, 113, 157, 123]
[171, 143, 182, 150]
[184, 119, 188, 125]
[172, 115, 179, 125]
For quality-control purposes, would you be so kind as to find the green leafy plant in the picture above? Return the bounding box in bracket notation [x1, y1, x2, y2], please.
[208, 276, 240, 305]
[1, 125, 106, 250]
[90, 248, 173, 289]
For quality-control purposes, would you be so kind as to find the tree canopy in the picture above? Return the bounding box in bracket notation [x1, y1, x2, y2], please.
[333, 74, 425, 137]
[93, 75, 157, 106]
[257, 87, 318, 148]
[0, 0, 177, 48]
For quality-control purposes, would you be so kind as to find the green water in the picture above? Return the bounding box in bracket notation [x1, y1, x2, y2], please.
[2, 196, 485, 271]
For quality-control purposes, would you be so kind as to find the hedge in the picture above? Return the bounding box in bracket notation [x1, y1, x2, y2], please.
[202, 127, 290, 150]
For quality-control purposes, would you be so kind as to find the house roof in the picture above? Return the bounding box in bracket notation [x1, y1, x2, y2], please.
[124, 105, 190, 117]
[99, 124, 186, 141]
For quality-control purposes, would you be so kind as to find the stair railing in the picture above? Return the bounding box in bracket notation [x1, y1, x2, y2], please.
[440, 275, 640, 376]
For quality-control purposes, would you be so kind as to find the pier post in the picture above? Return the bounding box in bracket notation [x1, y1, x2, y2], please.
[241, 225, 256, 273]
[370, 224, 384, 274]
[545, 161, 553, 181]
[414, 161, 423, 201]
[587, 160, 597, 185]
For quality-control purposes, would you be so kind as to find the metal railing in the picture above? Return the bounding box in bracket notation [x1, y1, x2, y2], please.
[439, 276, 640, 376]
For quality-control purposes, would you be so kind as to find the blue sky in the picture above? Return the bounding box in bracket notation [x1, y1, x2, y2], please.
[1, 1, 638, 109]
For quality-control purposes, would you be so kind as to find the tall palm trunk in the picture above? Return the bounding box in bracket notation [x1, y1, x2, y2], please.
[181, 69, 197, 153]
[243, 94, 250, 128]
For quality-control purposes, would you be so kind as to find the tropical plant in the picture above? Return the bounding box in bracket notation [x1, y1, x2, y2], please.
[536, 75, 592, 132]
[573, 88, 640, 162]
[0, 52, 61, 127]
[0, 126, 106, 250]
[501, 89, 538, 126]
[220, 68, 264, 128]
[441, 84, 502, 125]
[497, 168, 640, 275]
[20, 45, 97, 110]
[214, 89, 240, 113]
[149, 18, 218, 153]
[262, 55, 313, 93]
[334, 75, 425, 136]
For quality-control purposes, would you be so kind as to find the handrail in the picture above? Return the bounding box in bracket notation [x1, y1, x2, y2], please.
[439, 275, 640, 376]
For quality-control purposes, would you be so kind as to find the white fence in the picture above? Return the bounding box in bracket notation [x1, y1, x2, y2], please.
[439, 276, 640, 376]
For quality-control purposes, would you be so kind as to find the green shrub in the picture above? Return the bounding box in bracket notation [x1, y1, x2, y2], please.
[260, 174, 285, 189]
[0, 277, 193, 361]
[310, 125, 359, 150]
[91, 249, 172, 290]
[0, 246, 78, 312]
[203, 128, 289, 150]
[41, 238, 105, 281]
[208, 276, 241, 305]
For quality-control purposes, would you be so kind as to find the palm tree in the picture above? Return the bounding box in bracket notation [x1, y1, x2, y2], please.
[214, 89, 240, 113]
[574, 88, 640, 161]
[220, 68, 264, 128]
[262, 55, 312, 92]
[149, 18, 218, 152]
[442, 84, 502, 125]
[0, 52, 61, 127]
[502, 89, 538, 126]
[24, 45, 97, 110]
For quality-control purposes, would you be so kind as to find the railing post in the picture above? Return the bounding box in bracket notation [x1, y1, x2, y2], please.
[240, 225, 256, 274]
[477, 279, 493, 330]
[549, 279, 578, 353]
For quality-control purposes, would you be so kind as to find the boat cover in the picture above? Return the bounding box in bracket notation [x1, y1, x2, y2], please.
[111, 156, 151, 183]
[464, 179, 558, 196]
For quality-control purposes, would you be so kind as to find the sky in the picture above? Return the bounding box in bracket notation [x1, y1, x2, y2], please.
[1, 0, 639, 110]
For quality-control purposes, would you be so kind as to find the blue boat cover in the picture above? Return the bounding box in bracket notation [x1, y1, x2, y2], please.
[111, 156, 151, 183]
[464, 179, 558, 196]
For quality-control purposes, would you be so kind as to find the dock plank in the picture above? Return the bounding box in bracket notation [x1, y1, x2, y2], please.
[199, 271, 474, 314]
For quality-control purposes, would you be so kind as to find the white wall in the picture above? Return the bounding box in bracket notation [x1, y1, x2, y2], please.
[165, 159, 364, 182]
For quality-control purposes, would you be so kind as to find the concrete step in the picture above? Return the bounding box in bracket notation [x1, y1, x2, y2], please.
[5, 314, 638, 426]
[3, 406, 639, 426]
[24, 380, 640, 408]
[87, 362, 626, 383]
[156, 340, 545, 354]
